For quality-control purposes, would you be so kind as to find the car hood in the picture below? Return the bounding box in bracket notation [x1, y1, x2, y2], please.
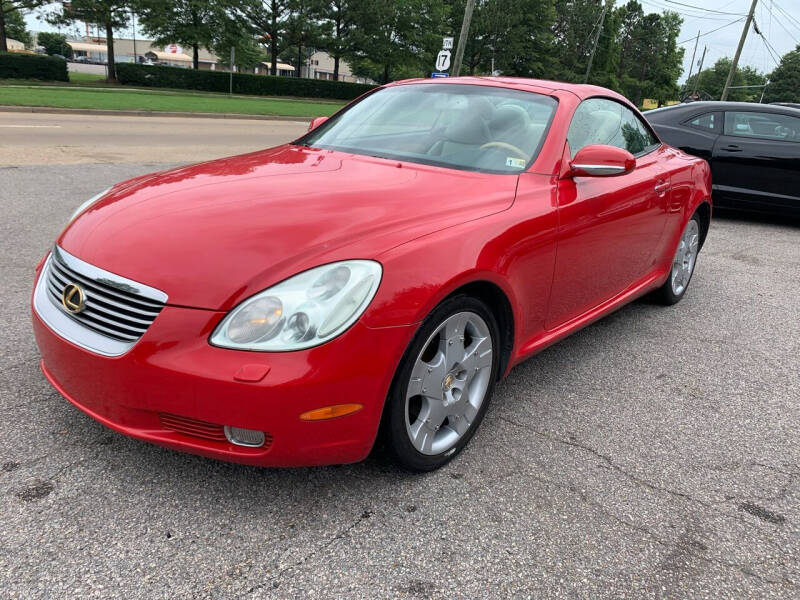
[58, 145, 517, 310]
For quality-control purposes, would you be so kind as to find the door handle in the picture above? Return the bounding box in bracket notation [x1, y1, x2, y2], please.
[654, 181, 670, 194]
[721, 144, 742, 152]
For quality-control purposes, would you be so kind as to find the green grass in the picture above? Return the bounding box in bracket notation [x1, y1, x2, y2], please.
[67, 72, 107, 84]
[0, 85, 345, 117]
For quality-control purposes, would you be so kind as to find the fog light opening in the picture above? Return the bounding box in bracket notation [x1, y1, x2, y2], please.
[224, 426, 266, 448]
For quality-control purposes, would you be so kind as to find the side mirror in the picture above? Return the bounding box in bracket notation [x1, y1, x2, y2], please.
[570, 144, 635, 177]
[308, 116, 329, 131]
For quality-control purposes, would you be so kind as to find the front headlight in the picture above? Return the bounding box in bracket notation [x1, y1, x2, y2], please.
[210, 260, 382, 351]
[68, 187, 112, 224]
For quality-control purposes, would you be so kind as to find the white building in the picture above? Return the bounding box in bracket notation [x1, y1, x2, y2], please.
[6, 38, 27, 52]
[301, 51, 369, 84]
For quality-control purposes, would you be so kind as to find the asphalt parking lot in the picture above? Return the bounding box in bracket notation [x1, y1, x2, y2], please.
[2, 116, 799, 599]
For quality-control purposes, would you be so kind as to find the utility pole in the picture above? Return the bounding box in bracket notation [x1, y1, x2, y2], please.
[721, 0, 758, 101]
[452, 0, 476, 77]
[692, 46, 707, 96]
[584, 4, 608, 84]
[685, 30, 700, 91]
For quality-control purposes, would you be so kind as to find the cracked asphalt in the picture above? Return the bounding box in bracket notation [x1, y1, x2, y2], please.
[2, 118, 799, 598]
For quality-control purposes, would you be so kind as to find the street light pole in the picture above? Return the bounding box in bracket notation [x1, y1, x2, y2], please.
[131, 10, 137, 63]
[452, 0, 476, 77]
[230, 47, 235, 95]
[721, 0, 758, 101]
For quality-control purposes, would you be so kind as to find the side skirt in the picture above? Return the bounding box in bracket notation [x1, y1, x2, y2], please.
[509, 267, 669, 370]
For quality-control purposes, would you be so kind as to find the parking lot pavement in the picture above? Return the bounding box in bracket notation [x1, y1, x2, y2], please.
[1, 161, 799, 599]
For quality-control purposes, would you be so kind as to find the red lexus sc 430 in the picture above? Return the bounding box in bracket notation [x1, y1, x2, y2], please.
[32, 79, 711, 471]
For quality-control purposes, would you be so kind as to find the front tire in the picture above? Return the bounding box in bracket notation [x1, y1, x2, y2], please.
[386, 296, 500, 472]
[653, 215, 701, 305]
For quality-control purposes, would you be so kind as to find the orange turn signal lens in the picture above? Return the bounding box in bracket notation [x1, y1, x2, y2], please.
[299, 403, 363, 421]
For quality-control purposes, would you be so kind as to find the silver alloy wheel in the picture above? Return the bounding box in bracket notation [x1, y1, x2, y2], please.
[405, 311, 493, 455]
[671, 219, 700, 296]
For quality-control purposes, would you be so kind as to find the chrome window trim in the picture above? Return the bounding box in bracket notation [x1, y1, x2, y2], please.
[33, 249, 168, 357]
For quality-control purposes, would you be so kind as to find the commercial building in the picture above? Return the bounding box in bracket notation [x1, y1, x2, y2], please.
[6, 38, 27, 52]
[59, 36, 364, 81]
[301, 51, 364, 83]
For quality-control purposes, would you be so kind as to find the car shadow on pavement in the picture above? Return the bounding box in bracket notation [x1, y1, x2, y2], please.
[712, 208, 800, 228]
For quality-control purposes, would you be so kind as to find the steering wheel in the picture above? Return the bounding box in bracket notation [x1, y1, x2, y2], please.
[480, 141, 530, 161]
[775, 125, 796, 140]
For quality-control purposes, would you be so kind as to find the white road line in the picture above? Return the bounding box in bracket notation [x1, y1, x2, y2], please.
[0, 125, 62, 128]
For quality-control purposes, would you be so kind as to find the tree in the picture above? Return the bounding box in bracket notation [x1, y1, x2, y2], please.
[551, 0, 607, 82]
[48, 1, 129, 82]
[489, 0, 557, 77]
[214, 29, 266, 72]
[685, 57, 766, 102]
[282, 0, 324, 77]
[3, 4, 29, 46]
[345, 0, 447, 83]
[318, 0, 354, 80]
[239, 0, 291, 76]
[763, 45, 800, 103]
[614, 1, 684, 105]
[136, 0, 243, 70]
[37, 31, 72, 57]
[1, 1, 45, 52]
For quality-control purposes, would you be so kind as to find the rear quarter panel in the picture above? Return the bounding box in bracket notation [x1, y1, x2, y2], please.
[654, 146, 712, 270]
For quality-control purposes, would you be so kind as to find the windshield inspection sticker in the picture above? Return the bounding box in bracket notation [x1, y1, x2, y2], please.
[506, 157, 526, 169]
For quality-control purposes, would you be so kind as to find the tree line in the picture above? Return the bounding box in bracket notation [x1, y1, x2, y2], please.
[2, 0, 798, 104]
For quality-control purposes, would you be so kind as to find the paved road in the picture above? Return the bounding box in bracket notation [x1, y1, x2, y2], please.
[1, 116, 799, 598]
[0, 112, 308, 166]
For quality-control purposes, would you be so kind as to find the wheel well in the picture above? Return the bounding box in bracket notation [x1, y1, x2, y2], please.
[445, 281, 514, 378]
[694, 202, 711, 249]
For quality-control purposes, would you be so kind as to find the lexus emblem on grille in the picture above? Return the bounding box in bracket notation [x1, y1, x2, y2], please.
[61, 283, 86, 314]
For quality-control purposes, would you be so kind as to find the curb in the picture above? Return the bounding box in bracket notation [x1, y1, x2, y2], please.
[0, 105, 313, 122]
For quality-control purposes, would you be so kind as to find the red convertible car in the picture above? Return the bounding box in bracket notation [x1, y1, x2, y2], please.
[32, 78, 711, 471]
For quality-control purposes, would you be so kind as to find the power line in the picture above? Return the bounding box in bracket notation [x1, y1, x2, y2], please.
[770, 2, 800, 41]
[678, 17, 745, 44]
[755, 25, 781, 66]
[661, 0, 746, 16]
[642, 0, 747, 21]
[753, 19, 783, 66]
[772, 0, 800, 31]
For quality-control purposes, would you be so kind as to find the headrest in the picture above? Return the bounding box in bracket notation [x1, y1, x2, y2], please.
[469, 97, 495, 121]
[444, 117, 491, 145]
[490, 104, 530, 133]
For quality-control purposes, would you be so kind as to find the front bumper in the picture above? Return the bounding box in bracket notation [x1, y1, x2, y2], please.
[32, 269, 416, 467]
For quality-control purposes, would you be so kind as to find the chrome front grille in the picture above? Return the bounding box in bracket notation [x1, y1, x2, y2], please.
[34, 246, 168, 356]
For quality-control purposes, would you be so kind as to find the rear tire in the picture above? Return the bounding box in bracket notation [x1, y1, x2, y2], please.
[386, 295, 500, 472]
[653, 215, 701, 305]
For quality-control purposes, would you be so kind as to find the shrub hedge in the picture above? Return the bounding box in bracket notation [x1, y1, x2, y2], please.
[116, 63, 375, 100]
[0, 52, 68, 81]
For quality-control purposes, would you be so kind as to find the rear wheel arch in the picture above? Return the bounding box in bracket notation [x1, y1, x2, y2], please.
[693, 201, 711, 249]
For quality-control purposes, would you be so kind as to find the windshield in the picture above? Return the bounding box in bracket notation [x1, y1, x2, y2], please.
[295, 84, 558, 174]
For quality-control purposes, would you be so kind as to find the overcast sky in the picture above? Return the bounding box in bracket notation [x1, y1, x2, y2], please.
[641, 0, 799, 82]
[24, 0, 800, 82]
